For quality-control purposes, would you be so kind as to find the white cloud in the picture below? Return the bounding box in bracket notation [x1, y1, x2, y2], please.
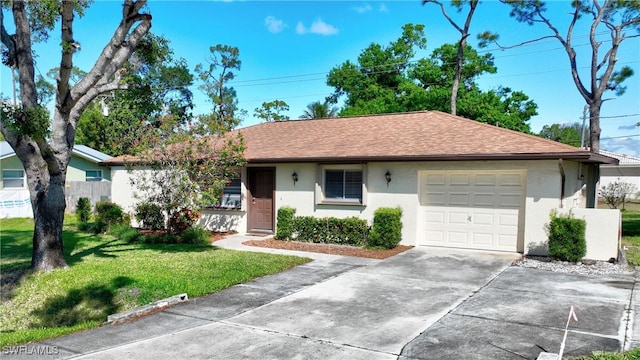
[353, 4, 372, 13]
[296, 21, 307, 35]
[296, 19, 338, 36]
[379, 3, 388, 13]
[601, 137, 640, 157]
[265, 16, 286, 33]
[309, 18, 339, 36]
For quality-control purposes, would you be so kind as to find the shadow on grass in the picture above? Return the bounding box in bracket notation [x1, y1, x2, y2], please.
[622, 212, 640, 237]
[30, 276, 133, 328]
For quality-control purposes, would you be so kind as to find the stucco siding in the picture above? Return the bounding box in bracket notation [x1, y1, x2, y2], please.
[601, 166, 640, 199]
[110, 159, 618, 260]
[110, 166, 141, 214]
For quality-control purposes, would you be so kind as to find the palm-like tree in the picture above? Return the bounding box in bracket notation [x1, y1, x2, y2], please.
[299, 101, 339, 119]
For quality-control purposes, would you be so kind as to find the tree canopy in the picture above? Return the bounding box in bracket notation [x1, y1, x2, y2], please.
[74, 34, 193, 156]
[326, 24, 537, 132]
[300, 100, 338, 119]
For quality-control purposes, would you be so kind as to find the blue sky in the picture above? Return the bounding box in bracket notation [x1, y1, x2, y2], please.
[1, 0, 639, 156]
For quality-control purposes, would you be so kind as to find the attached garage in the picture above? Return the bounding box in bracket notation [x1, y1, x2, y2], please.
[419, 170, 525, 252]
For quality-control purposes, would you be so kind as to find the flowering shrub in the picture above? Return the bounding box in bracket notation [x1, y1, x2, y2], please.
[169, 208, 200, 234]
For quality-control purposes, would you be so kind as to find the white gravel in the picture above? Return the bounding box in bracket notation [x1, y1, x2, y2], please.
[513, 255, 636, 276]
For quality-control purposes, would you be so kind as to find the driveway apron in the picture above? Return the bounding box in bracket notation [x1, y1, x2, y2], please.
[43, 247, 515, 359]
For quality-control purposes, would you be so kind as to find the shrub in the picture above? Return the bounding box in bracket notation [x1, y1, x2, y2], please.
[547, 211, 586, 262]
[599, 181, 637, 210]
[179, 226, 211, 245]
[326, 217, 369, 246]
[294, 216, 324, 243]
[76, 197, 91, 224]
[135, 202, 165, 230]
[292, 216, 368, 245]
[111, 224, 143, 243]
[94, 201, 127, 233]
[368, 207, 403, 249]
[168, 208, 200, 234]
[275, 207, 296, 240]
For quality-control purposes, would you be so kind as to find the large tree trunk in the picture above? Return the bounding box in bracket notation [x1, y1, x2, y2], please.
[30, 173, 69, 271]
[585, 102, 602, 208]
[2, 0, 152, 271]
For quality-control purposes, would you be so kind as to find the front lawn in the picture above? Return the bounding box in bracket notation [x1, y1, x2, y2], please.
[0, 216, 310, 347]
[621, 211, 640, 266]
[571, 347, 640, 359]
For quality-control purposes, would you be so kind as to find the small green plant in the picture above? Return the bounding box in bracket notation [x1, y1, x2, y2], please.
[275, 207, 296, 240]
[134, 202, 165, 230]
[76, 197, 91, 224]
[368, 207, 403, 249]
[179, 226, 211, 245]
[94, 201, 127, 233]
[168, 208, 200, 234]
[110, 223, 143, 243]
[547, 211, 587, 262]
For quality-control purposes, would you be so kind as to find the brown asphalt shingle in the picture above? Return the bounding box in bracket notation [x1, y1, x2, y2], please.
[236, 111, 613, 163]
[103, 111, 616, 165]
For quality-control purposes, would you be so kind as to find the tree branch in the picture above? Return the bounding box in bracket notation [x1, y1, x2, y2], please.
[71, 15, 151, 126]
[423, 0, 464, 34]
[0, 9, 16, 65]
[72, 0, 150, 101]
[56, 1, 75, 115]
[11, 1, 38, 109]
[491, 35, 557, 50]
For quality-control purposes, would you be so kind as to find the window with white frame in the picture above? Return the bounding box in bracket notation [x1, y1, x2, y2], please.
[215, 178, 242, 210]
[318, 165, 366, 205]
[2, 170, 25, 188]
[85, 170, 103, 182]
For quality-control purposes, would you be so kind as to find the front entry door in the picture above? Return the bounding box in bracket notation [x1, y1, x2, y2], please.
[248, 168, 275, 232]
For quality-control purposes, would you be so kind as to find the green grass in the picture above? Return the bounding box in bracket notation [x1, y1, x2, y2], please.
[571, 347, 640, 359]
[621, 211, 640, 266]
[0, 216, 310, 347]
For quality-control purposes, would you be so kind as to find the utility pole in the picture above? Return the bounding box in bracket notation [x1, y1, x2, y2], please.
[580, 105, 588, 149]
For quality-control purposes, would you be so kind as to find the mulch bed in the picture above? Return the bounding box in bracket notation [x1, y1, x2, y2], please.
[242, 238, 413, 259]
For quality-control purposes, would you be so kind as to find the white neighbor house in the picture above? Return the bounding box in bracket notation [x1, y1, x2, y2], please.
[104, 111, 621, 261]
[599, 150, 640, 200]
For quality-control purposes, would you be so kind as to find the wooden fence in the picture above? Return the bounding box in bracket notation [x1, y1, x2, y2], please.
[65, 181, 111, 213]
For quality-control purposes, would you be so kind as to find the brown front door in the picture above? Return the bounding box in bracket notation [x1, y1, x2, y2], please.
[247, 168, 275, 232]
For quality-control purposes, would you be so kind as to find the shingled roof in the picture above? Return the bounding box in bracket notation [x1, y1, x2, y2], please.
[103, 111, 617, 165]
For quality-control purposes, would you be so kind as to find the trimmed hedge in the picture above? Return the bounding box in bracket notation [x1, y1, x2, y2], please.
[547, 211, 586, 262]
[293, 216, 369, 246]
[275, 206, 296, 240]
[275, 206, 405, 248]
[369, 207, 403, 249]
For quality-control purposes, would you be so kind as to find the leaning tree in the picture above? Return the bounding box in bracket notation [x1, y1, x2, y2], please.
[486, 0, 639, 206]
[1, 0, 152, 271]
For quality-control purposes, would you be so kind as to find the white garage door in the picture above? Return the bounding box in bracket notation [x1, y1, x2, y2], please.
[419, 171, 524, 252]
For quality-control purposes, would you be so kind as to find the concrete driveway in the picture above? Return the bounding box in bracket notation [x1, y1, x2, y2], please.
[4, 245, 636, 360]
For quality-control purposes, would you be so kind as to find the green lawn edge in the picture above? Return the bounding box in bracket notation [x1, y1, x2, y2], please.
[0, 217, 310, 347]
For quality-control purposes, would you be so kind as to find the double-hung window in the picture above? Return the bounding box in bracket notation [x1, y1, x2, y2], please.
[2, 170, 25, 189]
[85, 170, 103, 182]
[318, 165, 366, 205]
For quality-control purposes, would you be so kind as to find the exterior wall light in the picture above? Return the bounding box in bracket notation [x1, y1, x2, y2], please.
[292, 171, 299, 186]
[385, 170, 391, 186]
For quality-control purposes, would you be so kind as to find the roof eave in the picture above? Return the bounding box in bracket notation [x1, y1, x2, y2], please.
[246, 151, 619, 164]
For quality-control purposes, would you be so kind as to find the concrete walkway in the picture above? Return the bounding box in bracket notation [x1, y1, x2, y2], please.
[3, 236, 637, 359]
